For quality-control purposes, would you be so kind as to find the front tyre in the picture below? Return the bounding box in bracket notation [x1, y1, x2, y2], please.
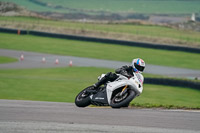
[110, 89, 135, 108]
[75, 87, 91, 107]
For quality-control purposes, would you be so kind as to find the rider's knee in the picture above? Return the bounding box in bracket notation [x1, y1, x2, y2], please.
[105, 72, 118, 81]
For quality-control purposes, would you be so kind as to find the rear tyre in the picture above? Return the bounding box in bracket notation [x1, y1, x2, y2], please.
[110, 89, 135, 108]
[75, 87, 91, 107]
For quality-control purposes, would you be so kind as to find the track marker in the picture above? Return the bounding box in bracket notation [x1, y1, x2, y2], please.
[69, 60, 73, 67]
[55, 59, 59, 64]
[42, 57, 46, 63]
[20, 54, 24, 61]
[17, 30, 21, 35]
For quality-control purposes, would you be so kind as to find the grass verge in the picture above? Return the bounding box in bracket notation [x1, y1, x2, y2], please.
[0, 56, 18, 64]
[0, 16, 200, 46]
[0, 67, 199, 109]
[0, 33, 200, 70]
[131, 84, 200, 109]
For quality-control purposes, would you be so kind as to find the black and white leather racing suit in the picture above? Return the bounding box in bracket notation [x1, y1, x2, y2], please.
[93, 65, 135, 89]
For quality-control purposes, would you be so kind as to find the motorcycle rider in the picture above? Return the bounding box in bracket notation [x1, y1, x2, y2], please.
[89, 58, 145, 91]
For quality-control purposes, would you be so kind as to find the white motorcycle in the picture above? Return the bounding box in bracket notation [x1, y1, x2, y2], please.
[75, 73, 144, 108]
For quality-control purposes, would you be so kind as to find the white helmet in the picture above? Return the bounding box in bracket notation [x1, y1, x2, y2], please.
[132, 58, 145, 73]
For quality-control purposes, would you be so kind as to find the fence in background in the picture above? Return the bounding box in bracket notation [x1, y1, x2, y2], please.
[145, 78, 200, 90]
[1, 27, 200, 53]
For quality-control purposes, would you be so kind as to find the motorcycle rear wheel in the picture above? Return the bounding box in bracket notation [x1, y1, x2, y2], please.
[110, 89, 135, 108]
[75, 87, 91, 107]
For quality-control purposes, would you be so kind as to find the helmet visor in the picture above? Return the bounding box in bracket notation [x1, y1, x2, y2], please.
[134, 63, 145, 72]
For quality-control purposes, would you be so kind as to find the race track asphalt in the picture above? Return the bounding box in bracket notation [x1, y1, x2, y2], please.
[0, 100, 200, 133]
[0, 49, 200, 79]
[1, 49, 200, 133]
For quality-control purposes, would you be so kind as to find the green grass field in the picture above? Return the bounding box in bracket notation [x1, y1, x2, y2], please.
[40, 0, 200, 14]
[2, 0, 200, 14]
[0, 32, 200, 109]
[0, 33, 200, 70]
[0, 16, 200, 45]
[0, 56, 18, 64]
[0, 67, 199, 109]
[1, 0, 200, 109]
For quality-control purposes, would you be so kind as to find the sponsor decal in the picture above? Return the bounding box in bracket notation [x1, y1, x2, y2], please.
[136, 74, 143, 84]
[108, 85, 112, 87]
[95, 97, 104, 100]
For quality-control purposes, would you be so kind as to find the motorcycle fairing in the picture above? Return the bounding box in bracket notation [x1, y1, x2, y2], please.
[91, 88, 109, 106]
[106, 80, 128, 105]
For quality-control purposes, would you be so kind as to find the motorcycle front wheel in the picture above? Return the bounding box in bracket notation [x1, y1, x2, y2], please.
[75, 87, 91, 107]
[110, 89, 135, 108]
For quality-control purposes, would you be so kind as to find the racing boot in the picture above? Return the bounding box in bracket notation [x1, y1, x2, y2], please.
[93, 72, 118, 89]
[86, 76, 108, 94]
[93, 76, 108, 89]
